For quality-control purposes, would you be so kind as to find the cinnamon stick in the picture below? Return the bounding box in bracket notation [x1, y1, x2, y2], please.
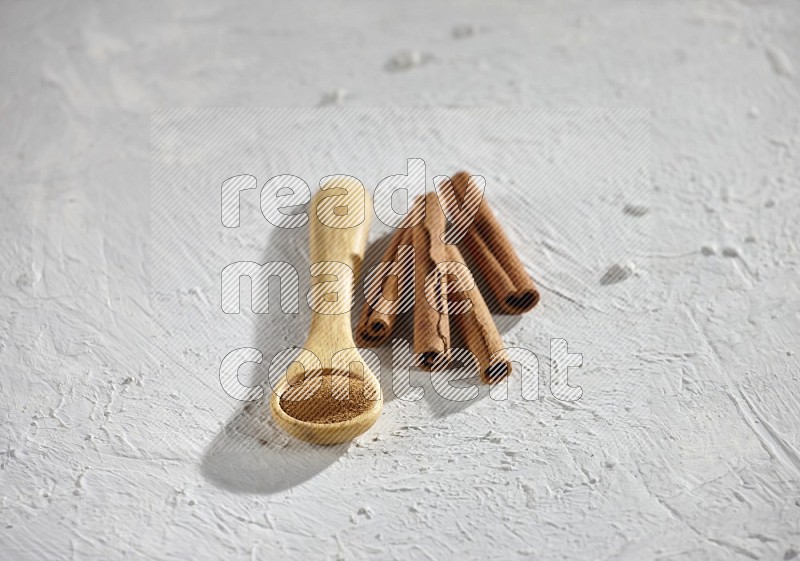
[447, 171, 540, 314]
[445, 243, 512, 384]
[355, 201, 421, 347]
[413, 193, 451, 369]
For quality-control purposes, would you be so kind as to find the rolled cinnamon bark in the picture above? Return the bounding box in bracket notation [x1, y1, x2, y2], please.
[355, 200, 422, 347]
[413, 193, 451, 369]
[355, 228, 413, 347]
[445, 243, 512, 384]
[448, 171, 540, 314]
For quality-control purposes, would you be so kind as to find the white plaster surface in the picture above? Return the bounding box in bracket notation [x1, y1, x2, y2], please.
[1, 1, 799, 560]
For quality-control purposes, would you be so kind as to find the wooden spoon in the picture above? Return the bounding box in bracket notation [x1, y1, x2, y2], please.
[269, 177, 382, 445]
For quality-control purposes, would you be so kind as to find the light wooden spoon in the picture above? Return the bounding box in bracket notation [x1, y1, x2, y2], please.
[269, 177, 382, 445]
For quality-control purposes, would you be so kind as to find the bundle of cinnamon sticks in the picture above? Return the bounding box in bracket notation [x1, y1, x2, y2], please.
[355, 171, 539, 384]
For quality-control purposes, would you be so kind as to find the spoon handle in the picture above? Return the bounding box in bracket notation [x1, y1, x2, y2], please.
[309, 177, 371, 276]
[306, 178, 372, 356]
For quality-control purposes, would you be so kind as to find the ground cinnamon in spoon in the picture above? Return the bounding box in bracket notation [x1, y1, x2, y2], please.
[279, 373, 372, 424]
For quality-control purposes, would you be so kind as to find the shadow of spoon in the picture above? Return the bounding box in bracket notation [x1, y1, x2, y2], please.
[200, 399, 348, 494]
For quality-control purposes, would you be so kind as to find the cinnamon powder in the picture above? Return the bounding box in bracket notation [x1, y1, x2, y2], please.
[280, 373, 372, 424]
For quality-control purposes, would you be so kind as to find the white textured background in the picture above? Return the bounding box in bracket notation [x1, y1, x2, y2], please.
[1, 2, 799, 560]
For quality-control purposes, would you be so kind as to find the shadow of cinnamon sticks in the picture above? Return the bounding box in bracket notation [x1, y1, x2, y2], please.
[421, 375, 492, 418]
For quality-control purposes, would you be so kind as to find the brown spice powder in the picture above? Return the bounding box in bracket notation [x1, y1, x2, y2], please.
[279, 373, 372, 424]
